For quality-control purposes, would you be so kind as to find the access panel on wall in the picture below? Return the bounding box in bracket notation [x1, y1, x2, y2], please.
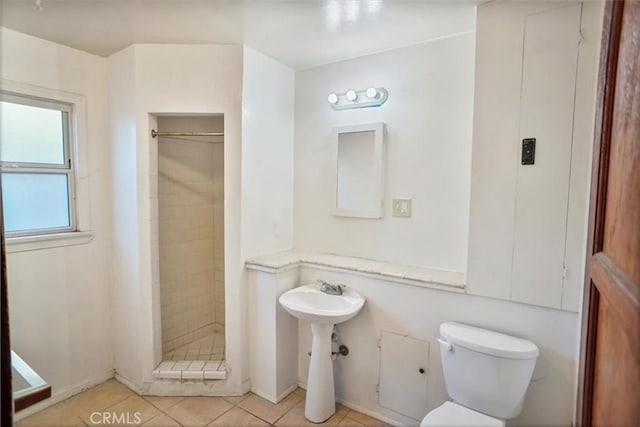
[510, 4, 582, 308]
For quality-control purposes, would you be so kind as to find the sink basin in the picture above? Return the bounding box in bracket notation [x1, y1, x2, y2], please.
[279, 283, 365, 423]
[278, 284, 365, 324]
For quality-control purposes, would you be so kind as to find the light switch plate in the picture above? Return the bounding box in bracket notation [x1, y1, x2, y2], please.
[392, 198, 412, 217]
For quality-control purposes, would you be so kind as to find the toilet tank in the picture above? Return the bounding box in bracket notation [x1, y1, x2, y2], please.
[438, 322, 539, 419]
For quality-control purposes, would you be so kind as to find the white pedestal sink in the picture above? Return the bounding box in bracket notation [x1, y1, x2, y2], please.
[279, 283, 365, 423]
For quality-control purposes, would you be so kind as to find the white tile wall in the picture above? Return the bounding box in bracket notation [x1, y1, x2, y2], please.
[157, 116, 225, 354]
[213, 142, 225, 327]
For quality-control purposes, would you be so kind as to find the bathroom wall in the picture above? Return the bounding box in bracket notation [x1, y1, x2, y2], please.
[157, 116, 224, 353]
[108, 45, 142, 388]
[291, 9, 596, 425]
[110, 43, 295, 393]
[241, 46, 296, 398]
[467, 1, 603, 312]
[108, 44, 245, 393]
[297, 267, 579, 427]
[1, 28, 114, 406]
[294, 32, 475, 272]
[241, 47, 295, 260]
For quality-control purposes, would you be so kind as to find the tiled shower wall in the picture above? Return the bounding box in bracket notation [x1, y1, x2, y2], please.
[158, 116, 224, 354]
[213, 139, 224, 329]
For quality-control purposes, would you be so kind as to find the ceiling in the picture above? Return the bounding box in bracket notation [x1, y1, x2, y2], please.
[0, 0, 476, 69]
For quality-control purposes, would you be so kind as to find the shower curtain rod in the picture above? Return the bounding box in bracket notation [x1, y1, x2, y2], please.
[151, 129, 224, 138]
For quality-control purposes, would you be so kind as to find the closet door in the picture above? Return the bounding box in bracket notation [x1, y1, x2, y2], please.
[510, 4, 582, 307]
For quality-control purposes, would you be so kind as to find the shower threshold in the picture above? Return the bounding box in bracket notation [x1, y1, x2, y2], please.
[155, 331, 226, 380]
[153, 359, 226, 381]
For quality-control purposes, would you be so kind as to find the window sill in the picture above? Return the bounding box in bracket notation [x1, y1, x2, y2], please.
[6, 231, 94, 253]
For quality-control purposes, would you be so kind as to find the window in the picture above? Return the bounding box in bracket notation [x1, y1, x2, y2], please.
[0, 92, 76, 236]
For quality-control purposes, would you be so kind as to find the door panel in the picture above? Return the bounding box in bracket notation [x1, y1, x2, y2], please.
[511, 4, 582, 308]
[577, 1, 640, 426]
[378, 331, 429, 421]
[601, 2, 640, 283]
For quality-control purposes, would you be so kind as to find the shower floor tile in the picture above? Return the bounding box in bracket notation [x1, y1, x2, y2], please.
[163, 331, 225, 361]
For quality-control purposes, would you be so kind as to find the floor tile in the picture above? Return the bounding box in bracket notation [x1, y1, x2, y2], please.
[16, 406, 86, 427]
[221, 392, 251, 405]
[157, 361, 176, 371]
[207, 406, 270, 426]
[84, 394, 159, 425]
[203, 361, 221, 371]
[165, 396, 233, 427]
[144, 395, 187, 411]
[141, 413, 182, 426]
[238, 392, 302, 424]
[335, 404, 351, 417]
[337, 417, 366, 426]
[173, 361, 191, 371]
[164, 331, 225, 361]
[63, 379, 135, 419]
[16, 380, 388, 427]
[188, 361, 206, 370]
[274, 400, 345, 426]
[342, 411, 390, 427]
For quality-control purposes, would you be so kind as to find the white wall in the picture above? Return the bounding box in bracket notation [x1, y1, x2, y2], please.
[297, 267, 579, 426]
[241, 47, 295, 259]
[110, 43, 295, 395]
[108, 45, 142, 390]
[466, 1, 602, 311]
[241, 47, 296, 399]
[108, 44, 245, 393]
[1, 27, 114, 404]
[294, 33, 475, 272]
[291, 18, 593, 425]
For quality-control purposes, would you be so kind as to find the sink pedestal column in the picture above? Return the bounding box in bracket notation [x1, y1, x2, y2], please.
[305, 323, 335, 422]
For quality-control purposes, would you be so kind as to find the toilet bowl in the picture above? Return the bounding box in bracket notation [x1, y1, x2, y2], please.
[420, 402, 504, 427]
[420, 322, 539, 426]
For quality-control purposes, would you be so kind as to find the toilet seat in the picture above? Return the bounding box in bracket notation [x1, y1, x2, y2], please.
[420, 402, 505, 427]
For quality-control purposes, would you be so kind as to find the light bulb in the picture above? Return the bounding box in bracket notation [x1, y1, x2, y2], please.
[327, 93, 339, 104]
[366, 87, 379, 99]
[346, 90, 358, 101]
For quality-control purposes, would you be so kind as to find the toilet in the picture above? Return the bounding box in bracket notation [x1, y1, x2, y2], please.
[421, 322, 539, 426]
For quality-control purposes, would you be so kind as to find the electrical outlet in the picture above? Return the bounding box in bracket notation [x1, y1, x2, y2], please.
[392, 198, 412, 217]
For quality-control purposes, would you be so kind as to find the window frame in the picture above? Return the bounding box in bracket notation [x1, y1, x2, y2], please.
[0, 91, 77, 237]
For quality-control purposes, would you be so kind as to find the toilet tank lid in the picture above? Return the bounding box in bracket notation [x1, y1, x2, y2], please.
[440, 322, 539, 360]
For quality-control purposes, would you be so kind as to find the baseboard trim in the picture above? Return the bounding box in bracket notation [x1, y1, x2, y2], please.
[335, 397, 403, 427]
[114, 373, 141, 394]
[297, 382, 402, 426]
[276, 383, 298, 402]
[250, 387, 277, 403]
[13, 370, 115, 421]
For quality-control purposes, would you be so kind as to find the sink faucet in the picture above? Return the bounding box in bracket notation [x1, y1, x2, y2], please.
[320, 281, 343, 296]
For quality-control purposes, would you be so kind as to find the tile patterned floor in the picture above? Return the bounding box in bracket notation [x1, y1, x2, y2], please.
[163, 332, 225, 361]
[16, 379, 390, 427]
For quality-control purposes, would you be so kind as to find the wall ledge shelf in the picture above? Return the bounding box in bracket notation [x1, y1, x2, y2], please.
[246, 250, 466, 293]
[6, 231, 94, 253]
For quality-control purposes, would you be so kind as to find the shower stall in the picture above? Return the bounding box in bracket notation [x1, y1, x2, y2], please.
[155, 115, 225, 368]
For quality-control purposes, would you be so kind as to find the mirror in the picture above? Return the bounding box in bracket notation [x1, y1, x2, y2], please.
[332, 122, 385, 218]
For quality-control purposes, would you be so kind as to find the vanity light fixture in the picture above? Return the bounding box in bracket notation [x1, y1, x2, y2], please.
[366, 87, 379, 99]
[327, 87, 389, 110]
